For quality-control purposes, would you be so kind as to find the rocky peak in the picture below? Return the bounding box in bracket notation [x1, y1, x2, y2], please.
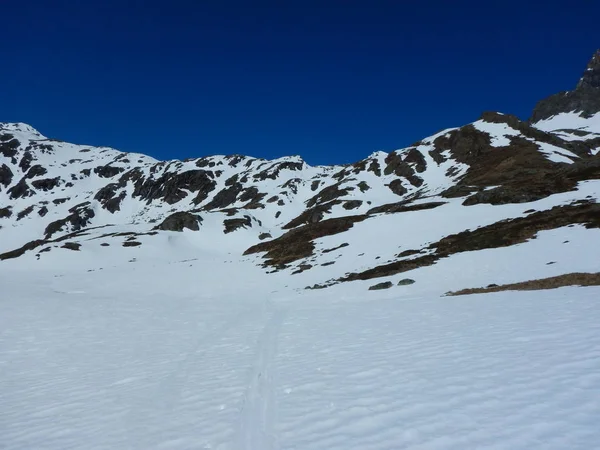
[576, 50, 600, 90]
[530, 49, 600, 123]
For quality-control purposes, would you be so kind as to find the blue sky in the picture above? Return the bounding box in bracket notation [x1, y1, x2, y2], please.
[2, 1, 598, 164]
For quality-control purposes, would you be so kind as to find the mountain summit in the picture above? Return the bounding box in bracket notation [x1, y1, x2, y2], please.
[531, 49, 600, 122]
[577, 49, 600, 90]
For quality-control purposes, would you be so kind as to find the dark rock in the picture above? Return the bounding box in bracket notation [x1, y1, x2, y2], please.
[44, 203, 96, 238]
[0, 138, 20, 158]
[19, 151, 34, 172]
[155, 212, 203, 232]
[311, 180, 320, 191]
[225, 174, 239, 186]
[322, 242, 349, 253]
[94, 184, 126, 213]
[254, 160, 304, 181]
[259, 233, 272, 240]
[94, 165, 125, 178]
[383, 151, 424, 186]
[283, 201, 341, 229]
[32, 177, 60, 191]
[397, 278, 415, 286]
[25, 165, 47, 178]
[52, 197, 69, 205]
[245, 215, 367, 267]
[429, 148, 447, 164]
[531, 50, 600, 121]
[122, 241, 141, 247]
[38, 206, 48, 217]
[203, 183, 243, 209]
[292, 264, 313, 274]
[577, 50, 600, 89]
[16, 206, 35, 221]
[0, 207, 12, 218]
[357, 181, 370, 192]
[0, 239, 46, 261]
[100, 243, 110, 246]
[223, 216, 252, 233]
[440, 185, 477, 199]
[387, 179, 407, 196]
[398, 249, 421, 257]
[61, 242, 81, 251]
[0, 164, 13, 187]
[8, 178, 34, 199]
[368, 281, 393, 290]
[368, 201, 446, 215]
[343, 200, 363, 210]
[133, 169, 217, 206]
[239, 187, 266, 207]
[306, 183, 351, 208]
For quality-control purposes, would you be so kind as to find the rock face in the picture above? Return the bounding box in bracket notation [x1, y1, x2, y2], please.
[369, 281, 393, 291]
[577, 50, 600, 90]
[155, 212, 202, 232]
[531, 50, 600, 121]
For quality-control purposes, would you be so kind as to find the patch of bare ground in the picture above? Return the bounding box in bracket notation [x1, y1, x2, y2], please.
[243, 215, 367, 267]
[447, 272, 600, 296]
[341, 202, 600, 282]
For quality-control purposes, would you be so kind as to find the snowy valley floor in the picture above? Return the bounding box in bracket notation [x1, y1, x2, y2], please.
[2, 260, 600, 450]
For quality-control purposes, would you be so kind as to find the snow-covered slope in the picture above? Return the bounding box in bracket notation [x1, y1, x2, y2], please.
[2, 103, 599, 291]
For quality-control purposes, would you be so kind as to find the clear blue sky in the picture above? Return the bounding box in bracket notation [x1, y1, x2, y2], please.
[2, 1, 598, 165]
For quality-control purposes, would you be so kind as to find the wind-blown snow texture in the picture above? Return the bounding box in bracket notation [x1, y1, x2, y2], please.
[2, 52, 600, 449]
[2, 262, 600, 450]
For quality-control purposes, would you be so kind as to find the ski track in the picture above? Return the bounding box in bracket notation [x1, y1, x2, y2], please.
[236, 303, 285, 450]
[125, 306, 259, 450]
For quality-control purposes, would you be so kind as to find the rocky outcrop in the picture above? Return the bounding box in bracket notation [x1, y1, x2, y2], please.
[577, 50, 600, 90]
[0, 164, 13, 187]
[155, 211, 202, 232]
[223, 216, 252, 233]
[531, 50, 600, 122]
[44, 203, 96, 238]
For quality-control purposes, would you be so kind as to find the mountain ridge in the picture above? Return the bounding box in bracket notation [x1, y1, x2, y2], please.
[2, 51, 600, 292]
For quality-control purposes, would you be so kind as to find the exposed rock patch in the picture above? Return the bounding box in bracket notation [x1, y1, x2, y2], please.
[448, 272, 600, 296]
[342, 202, 600, 282]
[369, 281, 393, 290]
[245, 215, 367, 267]
[223, 216, 252, 234]
[155, 212, 202, 232]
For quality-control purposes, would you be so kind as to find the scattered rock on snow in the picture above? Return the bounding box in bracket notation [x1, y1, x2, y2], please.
[369, 281, 393, 291]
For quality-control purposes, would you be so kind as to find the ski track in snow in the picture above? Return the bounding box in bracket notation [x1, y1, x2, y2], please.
[125, 305, 261, 450]
[236, 303, 285, 450]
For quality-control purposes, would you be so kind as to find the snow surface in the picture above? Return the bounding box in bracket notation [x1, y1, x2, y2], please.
[2, 232, 600, 450]
[533, 112, 600, 136]
[472, 120, 521, 147]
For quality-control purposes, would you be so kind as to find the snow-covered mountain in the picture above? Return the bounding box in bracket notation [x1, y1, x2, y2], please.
[3, 52, 600, 450]
[1, 51, 600, 293]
